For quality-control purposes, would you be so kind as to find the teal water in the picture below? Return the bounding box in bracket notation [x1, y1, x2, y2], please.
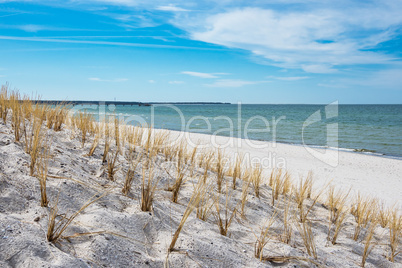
[78, 104, 402, 158]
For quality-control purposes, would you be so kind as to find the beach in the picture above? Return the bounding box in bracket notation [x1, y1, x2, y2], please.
[168, 130, 402, 207]
[0, 103, 401, 267]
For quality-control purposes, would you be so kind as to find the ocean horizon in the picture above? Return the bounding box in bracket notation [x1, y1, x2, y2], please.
[71, 103, 402, 159]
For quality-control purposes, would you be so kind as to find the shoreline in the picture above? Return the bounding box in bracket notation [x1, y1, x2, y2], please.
[166, 129, 402, 207]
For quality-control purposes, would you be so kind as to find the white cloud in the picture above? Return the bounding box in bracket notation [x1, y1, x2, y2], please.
[156, 5, 189, 12]
[205, 79, 268, 88]
[169, 81, 185, 84]
[148, 80, 156, 83]
[302, 64, 337, 74]
[173, 4, 402, 72]
[271, 76, 310, 81]
[181, 71, 218, 78]
[346, 68, 402, 89]
[0, 35, 219, 50]
[89, 77, 128, 82]
[19, 24, 45, 32]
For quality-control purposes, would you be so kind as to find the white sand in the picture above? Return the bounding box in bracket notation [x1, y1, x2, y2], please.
[168, 130, 402, 207]
[0, 122, 401, 267]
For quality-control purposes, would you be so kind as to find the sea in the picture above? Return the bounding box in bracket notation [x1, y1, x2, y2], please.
[76, 104, 402, 159]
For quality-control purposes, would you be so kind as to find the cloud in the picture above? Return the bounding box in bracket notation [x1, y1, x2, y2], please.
[205, 79, 268, 88]
[271, 76, 310, 81]
[169, 81, 184, 84]
[0, 24, 91, 32]
[302, 64, 337, 74]
[0, 35, 223, 51]
[181, 71, 218, 78]
[156, 5, 189, 12]
[148, 80, 156, 83]
[173, 4, 402, 72]
[89, 77, 128, 82]
[346, 68, 402, 89]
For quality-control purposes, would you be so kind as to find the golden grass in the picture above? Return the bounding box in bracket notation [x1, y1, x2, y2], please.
[250, 164, 263, 198]
[327, 186, 351, 224]
[122, 151, 143, 195]
[140, 159, 159, 212]
[296, 220, 317, 259]
[215, 149, 225, 193]
[74, 111, 94, 147]
[46, 104, 69, 131]
[168, 178, 205, 252]
[281, 196, 293, 244]
[295, 174, 327, 223]
[351, 194, 378, 241]
[29, 113, 45, 176]
[0, 84, 9, 123]
[361, 220, 378, 267]
[254, 212, 277, 261]
[270, 169, 290, 205]
[87, 130, 100, 157]
[240, 176, 251, 217]
[2, 85, 402, 267]
[9, 91, 22, 142]
[378, 202, 391, 228]
[388, 208, 401, 262]
[47, 192, 106, 243]
[37, 139, 50, 207]
[102, 122, 110, 164]
[214, 184, 237, 236]
[196, 179, 216, 221]
[231, 153, 242, 190]
[107, 149, 120, 181]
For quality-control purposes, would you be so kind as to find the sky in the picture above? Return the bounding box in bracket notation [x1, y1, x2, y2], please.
[0, 0, 401, 104]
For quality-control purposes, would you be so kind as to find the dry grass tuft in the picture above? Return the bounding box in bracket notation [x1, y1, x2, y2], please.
[107, 149, 120, 181]
[196, 183, 216, 221]
[29, 113, 45, 176]
[122, 151, 143, 195]
[74, 111, 94, 147]
[378, 202, 391, 228]
[271, 169, 291, 205]
[37, 138, 51, 207]
[140, 159, 159, 212]
[254, 213, 277, 261]
[215, 149, 225, 193]
[168, 178, 206, 252]
[361, 220, 378, 267]
[296, 220, 317, 259]
[351, 194, 378, 241]
[240, 177, 251, 217]
[295, 174, 326, 223]
[250, 164, 263, 198]
[214, 184, 237, 236]
[102, 122, 110, 163]
[47, 192, 106, 243]
[281, 196, 293, 244]
[87, 131, 100, 157]
[388, 208, 401, 262]
[232, 153, 242, 190]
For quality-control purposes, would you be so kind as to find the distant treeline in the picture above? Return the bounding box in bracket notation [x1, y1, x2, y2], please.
[32, 100, 231, 106]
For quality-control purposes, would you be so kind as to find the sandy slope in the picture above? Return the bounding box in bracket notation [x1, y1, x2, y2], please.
[168, 130, 402, 207]
[0, 122, 401, 268]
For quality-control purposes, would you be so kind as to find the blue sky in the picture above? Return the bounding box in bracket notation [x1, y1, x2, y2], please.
[0, 0, 401, 104]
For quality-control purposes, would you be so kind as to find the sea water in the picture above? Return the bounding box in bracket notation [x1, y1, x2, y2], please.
[79, 104, 402, 159]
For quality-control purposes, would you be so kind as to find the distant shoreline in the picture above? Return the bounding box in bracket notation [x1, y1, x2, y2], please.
[33, 100, 232, 106]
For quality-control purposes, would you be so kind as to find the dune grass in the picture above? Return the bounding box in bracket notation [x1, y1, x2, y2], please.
[168, 178, 206, 252]
[254, 212, 277, 261]
[47, 192, 106, 243]
[214, 183, 238, 236]
[140, 159, 159, 212]
[1, 86, 401, 267]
